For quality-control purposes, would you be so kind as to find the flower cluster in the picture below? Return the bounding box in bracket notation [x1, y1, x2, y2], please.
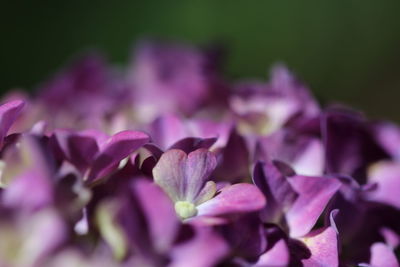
[0, 41, 399, 267]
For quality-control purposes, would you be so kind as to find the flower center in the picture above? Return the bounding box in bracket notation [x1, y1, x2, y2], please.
[174, 201, 197, 219]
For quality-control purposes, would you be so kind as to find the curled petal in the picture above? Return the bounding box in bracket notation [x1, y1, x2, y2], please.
[87, 130, 149, 182]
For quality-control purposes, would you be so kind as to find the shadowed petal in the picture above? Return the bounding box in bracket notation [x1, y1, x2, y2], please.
[184, 149, 217, 202]
[132, 179, 179, 253]
[87, 130, 149, 182]
[0, 100, 24, 149]
[367, 161, 400, 209]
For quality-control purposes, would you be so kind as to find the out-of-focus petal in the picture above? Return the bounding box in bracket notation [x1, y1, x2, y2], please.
[254, 239, 289, 267]
[0, 100, 25, 149]
[87, 130, 149, 182]
[253, 161, 297, 223]
[169, 226, 228, 267]
[132, 179, 179, 253]
[369, 242, 399, 267]
[367, 161, 400, 209]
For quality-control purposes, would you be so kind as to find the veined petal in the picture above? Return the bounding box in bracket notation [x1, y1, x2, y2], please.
[184, 149, 216, 202]
[153, 149, 217, 203]
[153, 149, 187, 201]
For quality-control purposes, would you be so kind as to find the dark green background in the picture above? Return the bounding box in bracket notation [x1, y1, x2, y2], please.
[1, 1, 400, 120]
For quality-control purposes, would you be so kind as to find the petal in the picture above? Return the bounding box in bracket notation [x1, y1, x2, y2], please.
[369, 242, 399, 267]
[169, 226, 228, 267]
[255, 239, 289, 267]
[153, 149, 187, 201]
[291, 138, 325, 176]
[169, 137, 217, 154]
[286, 175, 341, 238]
[372, 122, 400, 159]
[184, 149, 217, 202]
[87, 130, 149, 182]
[2, 135, 54, 210]
[322, 109, 387, 181]
[52, 129, 101, 173]
[367, 161, 400, 209]
[0, 100, 24, 149]
[253, 161, 297, 222]
[197, 183, 266, 217]
[132, 179, 179, 254]
[300, 227, 339, 267]
[149, 114, 188, 149]
[153, 149, 217, 203]
[194, 181, 217, 206]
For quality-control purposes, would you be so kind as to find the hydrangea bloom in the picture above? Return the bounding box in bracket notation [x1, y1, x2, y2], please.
[0, 41, 399, 267]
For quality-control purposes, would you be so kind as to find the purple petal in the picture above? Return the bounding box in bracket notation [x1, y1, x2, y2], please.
[169, 137, 217, 154]
[255, 239, 289, 267]
[286, 175, 341, 237]
[253, 161, 298, 222]
[0, 100, 24, 149]
[300, 226, 339, 267]
[130, 41, 215, 116]
[2, 135, 54, 210]
[322, 108, 387, 181]
[197, 183, 266, 217]
[153, 149, 217, 203]
[213, 128, 250, 182]
[372, 122, 400, 159]
[380, 228, 400, 249]
[52, 129, 101, 173]
[169, 226, 228, 267]
[149, 114, 188, 149]
[153, 149, 187, 201]
[87, 130, 149, 182]
[369, 242, 399, 267]
[366, 161, 400, 209]
[132, 179, 179, 253]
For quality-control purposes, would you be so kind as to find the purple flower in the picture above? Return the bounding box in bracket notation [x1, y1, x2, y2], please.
[153, 148, 266, 220]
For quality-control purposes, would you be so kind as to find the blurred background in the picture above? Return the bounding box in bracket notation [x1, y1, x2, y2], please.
[1, 1, 400, 121]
